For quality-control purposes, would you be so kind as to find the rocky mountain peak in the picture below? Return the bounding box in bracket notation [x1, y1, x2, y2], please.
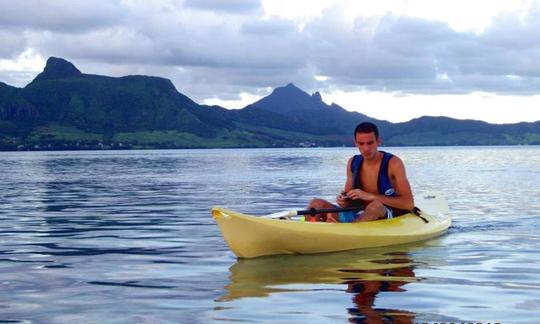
[30, 57, 82, 84]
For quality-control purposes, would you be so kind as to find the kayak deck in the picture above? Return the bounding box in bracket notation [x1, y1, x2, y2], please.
[212, 207, 451, 258]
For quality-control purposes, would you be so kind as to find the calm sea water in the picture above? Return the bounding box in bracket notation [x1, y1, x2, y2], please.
[1, 147, 539, 323]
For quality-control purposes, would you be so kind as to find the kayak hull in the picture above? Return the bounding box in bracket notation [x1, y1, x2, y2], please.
[212, 207, 451, 258]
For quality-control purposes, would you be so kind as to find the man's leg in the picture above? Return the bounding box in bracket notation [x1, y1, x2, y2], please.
[307, 198, 339, 222]
[354, 200, 387, 222]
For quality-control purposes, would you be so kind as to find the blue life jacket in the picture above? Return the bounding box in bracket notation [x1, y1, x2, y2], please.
[351, 151, 418, 219]
[350, 151, 396, 197]
[350, 151, 408, 216]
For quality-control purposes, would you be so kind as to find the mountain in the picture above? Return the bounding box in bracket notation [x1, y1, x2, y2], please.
[0, 82, 37, 122]
[0, 57, 539, 150]
[19, 57, 233, 136]
[386, 116, 540, 145]
[236, 83, 540, 146]
[0, 57, 247, 149]
[244, 83, 388, 135]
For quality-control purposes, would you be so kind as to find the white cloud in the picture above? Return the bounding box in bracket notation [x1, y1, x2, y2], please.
[203, 92, 265, 109]
[321, 90, 540, 124]
[0, 49, 45, 87]
[0, 48, 44, 71]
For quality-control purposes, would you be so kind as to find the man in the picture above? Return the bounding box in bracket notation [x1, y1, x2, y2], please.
[307, 122, 414, 222]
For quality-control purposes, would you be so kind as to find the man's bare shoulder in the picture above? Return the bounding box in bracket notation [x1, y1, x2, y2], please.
[388, 154, 407, 171]
[346, 156, 354, 171]
[389, 154, 404, 164]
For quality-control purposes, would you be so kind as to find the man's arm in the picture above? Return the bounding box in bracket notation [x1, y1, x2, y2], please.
[381, 156, 414, 210]
[336, 157, 354, 207]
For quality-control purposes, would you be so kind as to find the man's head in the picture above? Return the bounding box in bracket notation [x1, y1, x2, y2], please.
[353, 122, 380, 160]
[354, 122, 379, 139]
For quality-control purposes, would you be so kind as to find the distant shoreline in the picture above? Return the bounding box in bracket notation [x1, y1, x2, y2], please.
[2, 143, 538, 153]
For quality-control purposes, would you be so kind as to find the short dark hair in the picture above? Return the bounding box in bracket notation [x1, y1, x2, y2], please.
[354, 122, 379, 139]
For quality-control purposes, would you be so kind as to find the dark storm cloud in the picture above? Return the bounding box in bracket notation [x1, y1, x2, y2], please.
[1, 0, 540, 101]
[21, 3, 305, 72]
[241, 18, 297, 35]
[0, 0, 125, 33]
[29, 28, 157, 65]
[304, 14, 450, 90]
[0, 31, 27, 57]
[160, 25, 308, 70]
[183, 0, 262, 14]
[304, 10, 540, 95]
[170, 65, 317, 101]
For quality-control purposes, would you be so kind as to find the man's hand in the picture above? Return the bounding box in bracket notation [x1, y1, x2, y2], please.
[336, 192, 349, 207]
[346, 189, 376, 202]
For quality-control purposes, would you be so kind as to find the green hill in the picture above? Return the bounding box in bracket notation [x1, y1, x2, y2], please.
[0, 57, 539, 150]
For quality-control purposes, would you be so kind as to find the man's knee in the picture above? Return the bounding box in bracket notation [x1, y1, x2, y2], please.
[308, 198, 331, 209]
[366, 200, 384, 213]
[362, 200, 386, 220]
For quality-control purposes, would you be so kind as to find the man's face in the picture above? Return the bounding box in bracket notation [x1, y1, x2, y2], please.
[354, 132, 380, 160]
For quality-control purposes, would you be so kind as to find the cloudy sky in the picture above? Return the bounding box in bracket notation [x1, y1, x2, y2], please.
[1, 0, 539, 123]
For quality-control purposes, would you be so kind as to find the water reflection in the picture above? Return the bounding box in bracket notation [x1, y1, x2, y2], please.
[218, 245, 426, 323]
[344, 254, 416, 323]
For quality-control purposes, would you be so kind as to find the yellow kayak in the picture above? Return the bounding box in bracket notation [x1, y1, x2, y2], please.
[212, 195, 451, 258]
